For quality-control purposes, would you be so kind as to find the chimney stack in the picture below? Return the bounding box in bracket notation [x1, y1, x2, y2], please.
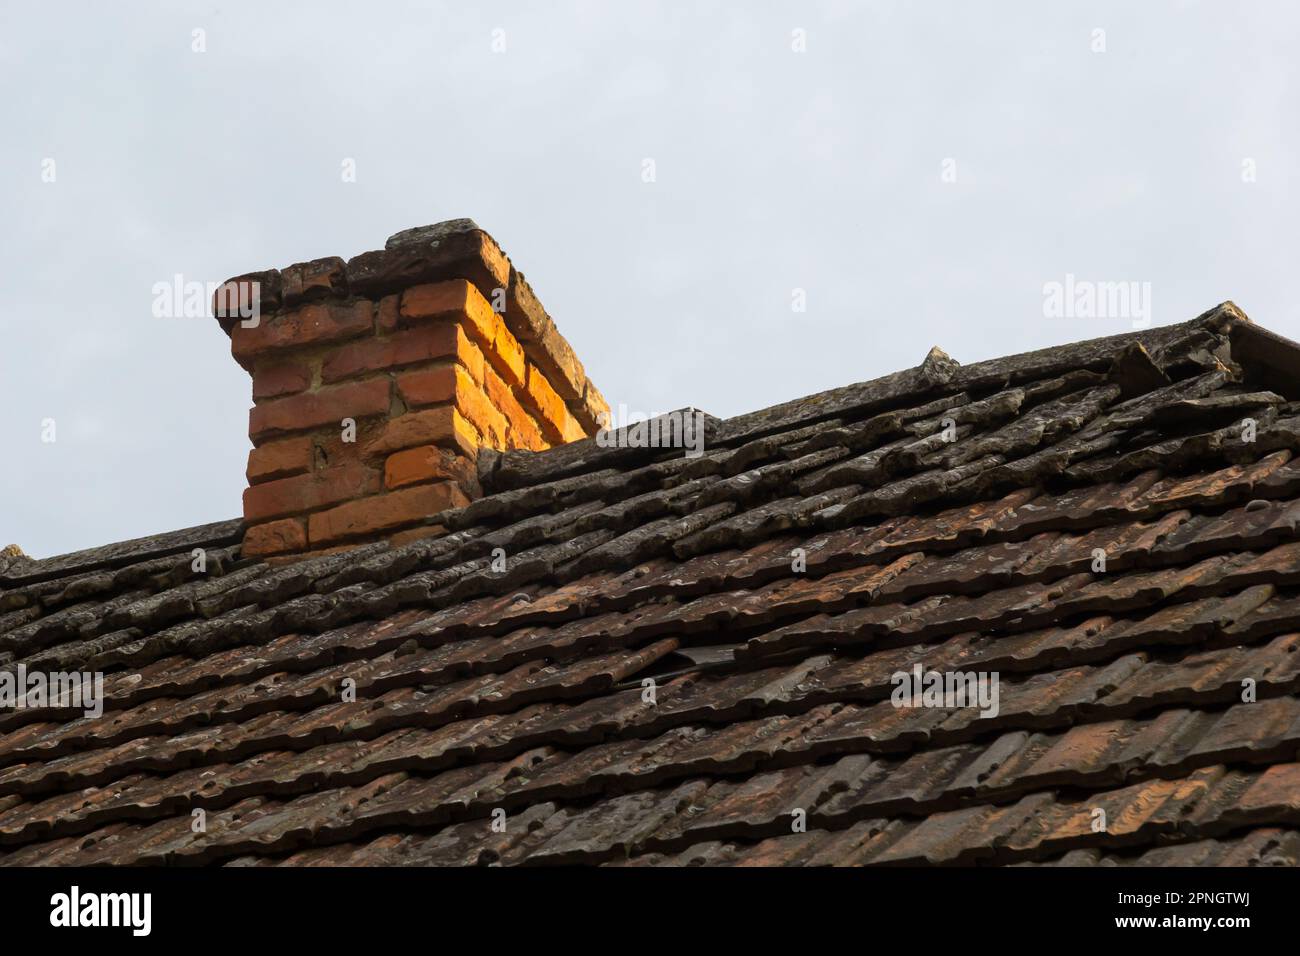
[213, 219, 608, 561]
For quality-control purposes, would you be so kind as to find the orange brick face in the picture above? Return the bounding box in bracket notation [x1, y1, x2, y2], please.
[559, 407, 587, 444]
[400, 280, 496, 347]
[483, 365, 546, 451]
[460, 334, 487, 386]
[487, 314, 527, 390]
[363, 405, 478, 460]
[520, 363, 569, 443]
[383, 445, 475, 490]
[396, 365, 507, 446]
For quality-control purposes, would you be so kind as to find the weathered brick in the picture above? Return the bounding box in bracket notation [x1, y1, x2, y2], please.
[320, 322, 462, 383]
[280, 257, 347, 306]
[231, 300, 373, 369]
[252, 359, 312, 399]
[384, 445, 477, 491]
[247, 436, 313, 484]
[484, 365, 547, 451]
[375, 293, 401, 334]
[503, 266, 549, 342]
[573, 379, 611, 434]
[243, 461, 381, 522]
[532, 321, 587, 401]
[501, 268, 588, 401]
[363, 406, 478, 459]
[242, 518, 307, 557]
[350, 222, 509, 300]
[308, 482, 470, 545]
[250, 378, 390, 442]
[520, 363, 569, 443]
[400, 279, 498, 348]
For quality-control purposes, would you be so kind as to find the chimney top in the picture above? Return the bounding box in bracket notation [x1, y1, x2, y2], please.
[384, 218, 482, 250]
[214, 220, 609, 562]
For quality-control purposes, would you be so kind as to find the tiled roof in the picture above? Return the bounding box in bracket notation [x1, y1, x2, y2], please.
[4, 303, 1300, 867]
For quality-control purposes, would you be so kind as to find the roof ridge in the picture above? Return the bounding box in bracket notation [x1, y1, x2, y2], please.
[483, 303, 1275, 494]
[0, 518, 244, 586]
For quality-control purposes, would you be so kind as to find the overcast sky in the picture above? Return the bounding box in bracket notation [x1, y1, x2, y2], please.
[3, 1, 1297, 559]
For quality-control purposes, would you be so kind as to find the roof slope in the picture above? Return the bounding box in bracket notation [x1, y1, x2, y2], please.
[4, 304, 1300, 866]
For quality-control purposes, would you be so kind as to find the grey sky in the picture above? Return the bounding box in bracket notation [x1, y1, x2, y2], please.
[3, 1, 1297, 558]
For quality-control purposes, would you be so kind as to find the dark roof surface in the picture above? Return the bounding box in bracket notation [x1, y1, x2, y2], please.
[4, 304, 1300, 866]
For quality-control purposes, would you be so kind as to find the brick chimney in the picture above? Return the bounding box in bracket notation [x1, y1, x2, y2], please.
[213, 219, 608, 560]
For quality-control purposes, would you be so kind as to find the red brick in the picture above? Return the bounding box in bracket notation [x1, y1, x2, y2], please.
[242, 518, 307, 557]
[397, 364, 507, 446]
[250, 378, 390, 442]
[243, 461, 380, 522]
[252, 359, 312, 399]
[280, 257, 346, 306]
[231, 300, 372, 369]
[375, 294, 401, 334]
[394, 364, 456, 408]
[247, 436, 313, 484]
[384, 445, 476, 491]
[320, 322, 461, 383]
[519, 363, 569, 443]
[308, 482, 470, 545]
[400, 279, 496, 344]
[364, 406, 478, 459]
